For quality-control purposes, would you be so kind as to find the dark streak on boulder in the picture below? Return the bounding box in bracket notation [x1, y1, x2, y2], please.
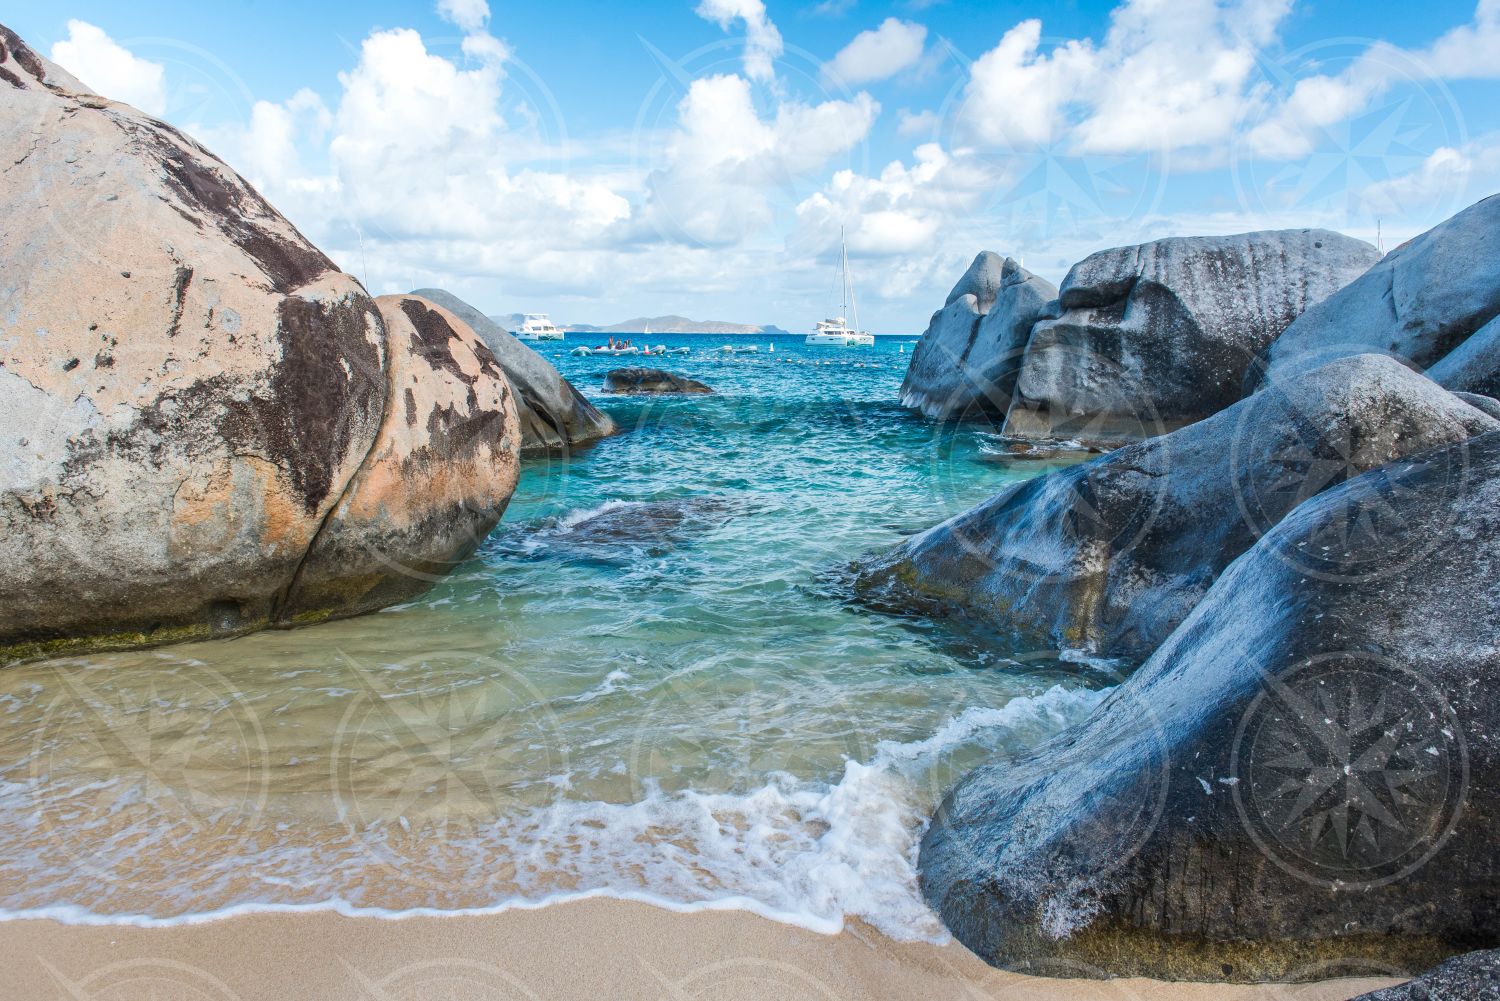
[408, 288, 617, 454]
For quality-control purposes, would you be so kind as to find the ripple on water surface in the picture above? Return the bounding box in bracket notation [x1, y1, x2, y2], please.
[0, 334, 1107, 937]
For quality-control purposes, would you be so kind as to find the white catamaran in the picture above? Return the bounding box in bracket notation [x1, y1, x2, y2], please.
[805, 232, 875, 347]
[513, 313, 565, 341]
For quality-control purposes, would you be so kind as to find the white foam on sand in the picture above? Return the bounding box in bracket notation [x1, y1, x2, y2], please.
[0, 685, 1108, 941]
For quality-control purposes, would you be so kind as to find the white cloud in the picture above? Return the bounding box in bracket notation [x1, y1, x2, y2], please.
[326, 28, 628, 246]
[958, 0, 1290, 154]
[695, 0, 784, 82]
[897, 108, 942, 139]
[796, 144, 996, 256]
[1415, 0, 1500, 78]
[1248, 1, 1500, 159]
[50, 20, 167, 116]
[824, 18, 928, 85]
[639, 73, 880, 246]
[198, 89, 331, 197]
[1356, 147, 1472, 218]
[810, 0, 856, 16]
[436, 0, 491, 33]
[1353, 132, 1500, 223]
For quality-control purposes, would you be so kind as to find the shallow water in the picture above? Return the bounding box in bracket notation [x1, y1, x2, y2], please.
[0, 334, 1113, 939]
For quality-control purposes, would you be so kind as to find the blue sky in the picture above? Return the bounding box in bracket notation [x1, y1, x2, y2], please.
[9, 0, 1500, 331]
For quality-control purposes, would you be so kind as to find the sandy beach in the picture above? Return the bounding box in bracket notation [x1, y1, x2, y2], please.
[0, 899, 1401, 1001]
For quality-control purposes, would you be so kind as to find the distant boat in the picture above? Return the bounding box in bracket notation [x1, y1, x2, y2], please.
[572, 345, 640, 357]
[805, 231, 875, 347]
[513, 313, 565, 341]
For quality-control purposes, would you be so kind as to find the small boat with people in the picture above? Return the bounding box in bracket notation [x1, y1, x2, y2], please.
[512, 313, 565, 342]
[571, 335, 671, 357]
[805, 231, 874, 347]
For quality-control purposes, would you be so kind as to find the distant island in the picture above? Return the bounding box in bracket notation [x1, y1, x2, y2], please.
[488, 313, 792, 336]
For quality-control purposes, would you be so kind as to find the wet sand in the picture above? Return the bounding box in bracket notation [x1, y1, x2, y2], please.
[0, 898, 1401, 1000]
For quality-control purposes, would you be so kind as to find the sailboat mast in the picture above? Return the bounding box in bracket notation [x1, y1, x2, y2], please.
[842, 233, 860, 334]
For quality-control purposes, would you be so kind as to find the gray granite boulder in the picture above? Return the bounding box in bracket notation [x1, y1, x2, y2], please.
[1265, 195, 1500, 383]
[1355, 950, 1500, 1000]
[602, 368, 712, 394]
[900, 254, 1058, 419]
[1006, 230, 1379, 443]
[0, 25, 518, 662]
[410, 287, 616, 453]
[919, 427, 1500, 981]
[1429, 315, 1500, 399]
[1456, 392, 1500, 421]
[852, 355, 1493, 662]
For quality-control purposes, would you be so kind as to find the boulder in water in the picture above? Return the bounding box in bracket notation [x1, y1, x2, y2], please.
[279, 295, 519, 620]
[919, 428, 1500, 980]
[1006, 230, 1379, 443]
[514, 497, 740, 563]
[900, 254, 1058, 420]
[854, 354, 1493, 662]
[0, 25, 517, 661]
[410, 287, 616, 453]
[602, 368, 712, 395]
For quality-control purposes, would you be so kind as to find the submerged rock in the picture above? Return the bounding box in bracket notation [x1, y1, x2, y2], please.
[1354, 949, 1500, 1000]
[900, 254, 1058, 420]
[514, 496, 740, 562]
[410, 287, 616, 453]
[279, 296, 519, 620]
[602, 368, 712, 395]
[0, 26, 517, 661]
[1006, 230, 1378, 442]
[1264, 194, 1500, 383]
[853, 355, 1493, 662]
[919, 428, 1500, 981]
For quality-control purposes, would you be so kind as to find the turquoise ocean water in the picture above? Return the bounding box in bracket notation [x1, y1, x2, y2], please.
[0, 333, 1113, 939]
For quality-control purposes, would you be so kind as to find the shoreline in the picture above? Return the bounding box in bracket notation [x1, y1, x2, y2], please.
[0, 897, 1401, 1001]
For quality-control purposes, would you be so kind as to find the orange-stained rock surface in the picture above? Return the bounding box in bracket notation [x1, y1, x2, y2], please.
[0, 25, 518, 662]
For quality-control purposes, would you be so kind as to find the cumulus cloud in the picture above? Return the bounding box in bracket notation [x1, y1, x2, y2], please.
[958, 0, 1290, 154]
[824, 18, 928, 85]
[50, 20, 167, 116]
[638, 73, 879, 246]
[1352, 132, 1500, 223]
[796, 144, 996, 256]
[1248, 1, 1500, 159]
[896, 108, 942, 139]
[197, 89, 332, 197]
[326, 28, 628, 246]
[695, 0, 784, 82]
[436, 0, 491, 33]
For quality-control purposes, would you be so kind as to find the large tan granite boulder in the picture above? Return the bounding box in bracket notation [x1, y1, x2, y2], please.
[0, 25, 517, 661]
[279, 295, 519, 621]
